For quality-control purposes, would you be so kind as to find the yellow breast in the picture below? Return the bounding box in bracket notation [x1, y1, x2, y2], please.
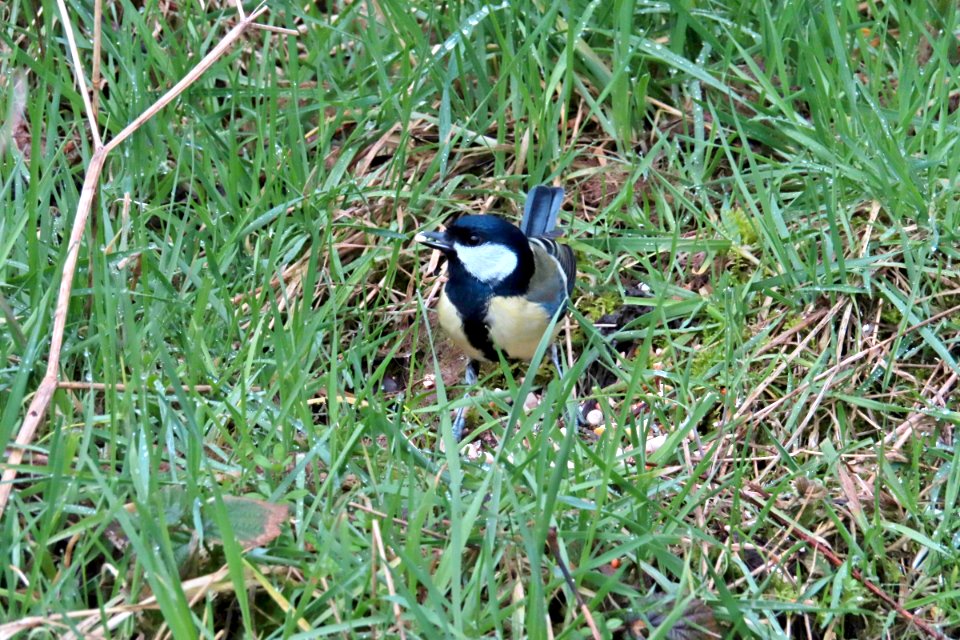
[436, 291, 561, 362]
[486, 296, 558, 361]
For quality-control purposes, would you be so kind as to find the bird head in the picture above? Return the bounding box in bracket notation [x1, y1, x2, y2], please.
[415, 215, 532, 287]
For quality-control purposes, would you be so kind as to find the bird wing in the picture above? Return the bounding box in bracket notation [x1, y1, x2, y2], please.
[523, 184, 576, 301]
[520, 185, 565, 237]
[528, 237, 577, 302]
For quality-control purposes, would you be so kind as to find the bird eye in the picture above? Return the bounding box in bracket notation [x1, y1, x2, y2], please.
[466, 234, 481, 246]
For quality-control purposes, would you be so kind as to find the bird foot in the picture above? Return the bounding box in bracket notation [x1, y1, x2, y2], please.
[452, 405, 469, 442]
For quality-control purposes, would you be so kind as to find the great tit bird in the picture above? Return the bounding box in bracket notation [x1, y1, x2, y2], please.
[415, 185, 576, 438]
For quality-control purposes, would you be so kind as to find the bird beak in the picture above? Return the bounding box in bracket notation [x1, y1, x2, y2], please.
[415, 230, 454, 252]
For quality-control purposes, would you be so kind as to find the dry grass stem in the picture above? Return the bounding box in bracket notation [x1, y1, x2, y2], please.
[0, 4, 282, 516]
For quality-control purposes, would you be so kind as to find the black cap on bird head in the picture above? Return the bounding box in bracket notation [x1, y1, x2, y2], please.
[415, 215, 528, 254]
[415, 215, 534, 291]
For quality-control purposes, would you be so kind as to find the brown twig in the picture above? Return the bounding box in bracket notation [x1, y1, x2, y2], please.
[0, 4, 277, 516]
[546, 527, 602, 640]
[746, 302, 960, 425]
[91, 0, 102, 119]
[740, 490, 949, 640]
[885, 369, 958, 449]
[734, 301, 842, 421]
[57, 381, 263, 394]
[752, 307, 829, 358]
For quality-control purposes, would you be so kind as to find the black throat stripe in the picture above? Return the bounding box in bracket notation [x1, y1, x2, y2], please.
[443, 268, 500, 362]
[462, 309, 499, 362]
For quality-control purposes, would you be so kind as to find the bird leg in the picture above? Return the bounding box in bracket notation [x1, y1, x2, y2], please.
[551, 344, 586, 427]
[451, 359, 479, 442]
[550, 343, 564, 379]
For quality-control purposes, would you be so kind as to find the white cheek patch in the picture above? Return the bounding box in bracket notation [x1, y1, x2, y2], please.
[454, 243, 518, 283]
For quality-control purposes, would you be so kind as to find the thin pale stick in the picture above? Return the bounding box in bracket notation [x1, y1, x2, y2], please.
[58, 381, 262, 393]
[253, 23, 300, 36]
[0, 150, 108, 515]
[104, 6, 268, 155]
[92, 0, 103, 118]
[348, 502, 448, 540]
[371, 516, 408, 640]
[0, 6, 278, 516]
[54, 0, 102, 147]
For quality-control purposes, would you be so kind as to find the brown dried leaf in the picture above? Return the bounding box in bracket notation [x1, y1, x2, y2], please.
[0, 70, 29, 159]
[206, 496, 290, 547]
[625, 598, 720, 640]
[837, 464, 864, 517]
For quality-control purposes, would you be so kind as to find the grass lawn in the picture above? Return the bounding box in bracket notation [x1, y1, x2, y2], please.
[2, 0, 959, 637]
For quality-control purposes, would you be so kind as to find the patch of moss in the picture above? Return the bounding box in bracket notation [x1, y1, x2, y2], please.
[689, 331, 726, 379]
[722, 205, 760, 246]
[579, 291, 622, 322]
[879, 305, 902, 326]
[733, 207, 760, 245]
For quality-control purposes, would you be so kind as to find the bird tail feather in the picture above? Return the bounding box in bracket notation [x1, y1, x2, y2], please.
[520, 185, 565, 237]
